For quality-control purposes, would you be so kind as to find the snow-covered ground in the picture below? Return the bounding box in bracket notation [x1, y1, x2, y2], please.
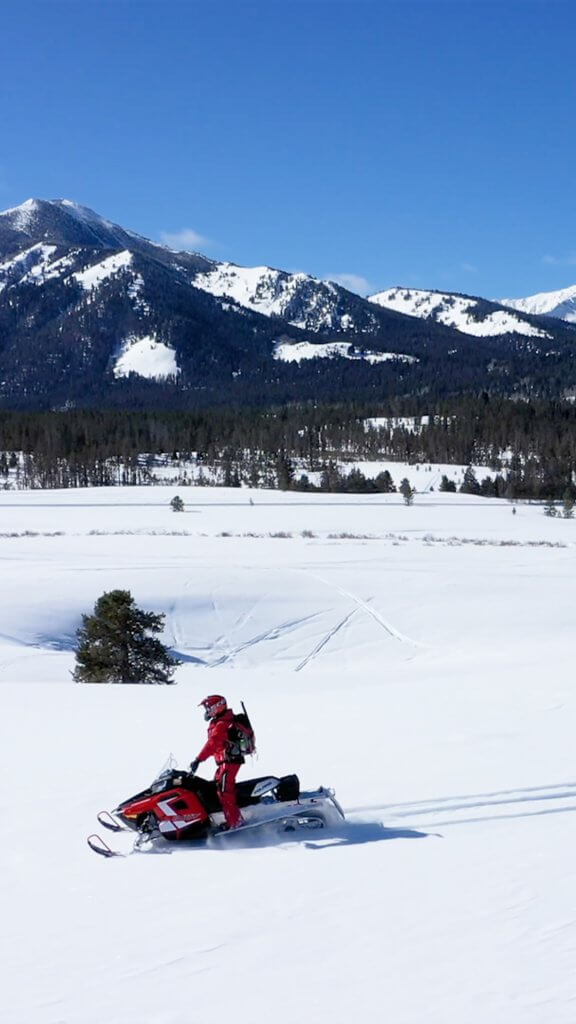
[0, 454, 497, 490]
[2, 486, 576, 1024]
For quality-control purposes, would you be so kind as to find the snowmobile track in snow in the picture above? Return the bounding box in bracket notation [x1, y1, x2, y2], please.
[208, 612, 322, 667]
[348, 781, 576, 831]
[295, 569, 426, 651]
[295, 608, 358, 672]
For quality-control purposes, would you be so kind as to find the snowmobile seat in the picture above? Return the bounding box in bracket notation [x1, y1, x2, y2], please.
[274, 774, 300, 802]
[236, 776, 284, 807]
[181, 773, 300, 812]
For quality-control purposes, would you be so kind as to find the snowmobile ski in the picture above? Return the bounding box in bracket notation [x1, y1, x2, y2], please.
[87, 833, 125, 858]
[97, 810, 130, 833]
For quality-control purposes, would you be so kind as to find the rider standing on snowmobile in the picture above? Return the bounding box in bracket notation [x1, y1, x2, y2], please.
[189, 695, 244, 830]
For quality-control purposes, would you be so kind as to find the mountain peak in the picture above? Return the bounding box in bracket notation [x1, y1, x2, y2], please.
[499, 283, 576, 323]
[0, 198, 209, 274]
[0, 197, 43, 230]
[0, 197, 139, 251]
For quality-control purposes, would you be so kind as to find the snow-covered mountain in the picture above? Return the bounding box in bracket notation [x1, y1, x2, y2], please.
[192, 262, 381, 333]
[0, 199, 469, 406]
[368, 286, 552, 339]
[499, 283, 576, 324]
[0, 198, 210, 272]
[1, 197, 576, 408]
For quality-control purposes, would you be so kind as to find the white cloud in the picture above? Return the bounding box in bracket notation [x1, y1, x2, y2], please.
[542, 252, 576, 267]
[325, 273, 373, 296]
[159, 228, 210, 252]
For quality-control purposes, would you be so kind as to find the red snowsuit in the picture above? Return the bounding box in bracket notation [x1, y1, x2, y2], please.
[196, 708, 243, 828]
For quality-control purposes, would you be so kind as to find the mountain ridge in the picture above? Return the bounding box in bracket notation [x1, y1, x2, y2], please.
[1, 198, 576, 409]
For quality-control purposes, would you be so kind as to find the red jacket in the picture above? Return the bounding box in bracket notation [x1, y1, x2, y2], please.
[196, 709, 238, 766]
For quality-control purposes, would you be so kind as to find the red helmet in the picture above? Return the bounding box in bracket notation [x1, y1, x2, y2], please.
[199, 694, 227, 721]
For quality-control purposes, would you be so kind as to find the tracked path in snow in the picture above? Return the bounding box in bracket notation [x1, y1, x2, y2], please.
[208, 612, 322, 667]
[293, 567, 427, 651]
[295, 608, 358, 672]
[156, 558, 430, 672]
[347, 781, 576, 831]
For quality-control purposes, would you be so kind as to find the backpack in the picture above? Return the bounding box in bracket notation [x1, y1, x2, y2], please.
[227, 711, 256, 759]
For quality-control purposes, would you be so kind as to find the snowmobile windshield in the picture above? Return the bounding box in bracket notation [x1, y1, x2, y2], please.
[150, 753, 179, 792]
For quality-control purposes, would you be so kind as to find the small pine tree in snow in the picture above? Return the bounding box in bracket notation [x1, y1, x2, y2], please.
[400, 478, 414, 505]
[374, 470, 396, 493]
[439, 474, 456, 493]
[460, 466, 481, 495]
[544, 500, 557, 518]
[73, 590, 180, 684]
[562, 494, 574, 519]
[170, 495, 185, 512]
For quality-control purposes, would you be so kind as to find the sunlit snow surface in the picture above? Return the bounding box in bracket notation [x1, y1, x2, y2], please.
[113, 334, 180, 379]
[2, 485, 576, 1024]
[193, 263, 372, 331]
[369, 287, 552, 338]
[274, 339, 417, 363]
[500, 283, 576, 324]
[72, 250, 133, 290]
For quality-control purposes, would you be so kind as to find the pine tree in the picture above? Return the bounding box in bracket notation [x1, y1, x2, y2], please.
[374, 470, 396, 492]
[275, 451, 294, 490]
[73, 590, 180, 684]
[439, 474, 456, 492]
[170, 495, 185, 512]
[400, 478, 415, 505]
[460, 466, 481, 495]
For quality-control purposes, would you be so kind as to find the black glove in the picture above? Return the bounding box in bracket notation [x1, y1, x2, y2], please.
[189, 759, 200, 775]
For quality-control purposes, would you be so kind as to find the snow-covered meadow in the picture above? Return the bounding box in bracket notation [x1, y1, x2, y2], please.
[2, 484, 576, 1024]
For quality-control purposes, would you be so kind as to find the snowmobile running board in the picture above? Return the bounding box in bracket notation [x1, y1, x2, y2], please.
[210, 811, 327, 839]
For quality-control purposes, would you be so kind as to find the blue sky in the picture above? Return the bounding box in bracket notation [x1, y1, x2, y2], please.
[1, 0, 575, 298]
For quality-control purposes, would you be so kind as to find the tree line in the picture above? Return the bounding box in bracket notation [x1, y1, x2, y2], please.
[2, 396, 576, 498]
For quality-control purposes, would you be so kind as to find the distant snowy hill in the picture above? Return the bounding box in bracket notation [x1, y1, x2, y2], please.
[368, 286, 552, 339]
[499, 283, 576, 324]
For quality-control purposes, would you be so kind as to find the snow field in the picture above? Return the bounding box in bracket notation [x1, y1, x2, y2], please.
[1, 486, 576, 1023]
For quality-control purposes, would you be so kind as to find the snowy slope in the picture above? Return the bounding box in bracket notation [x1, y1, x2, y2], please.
[2, 486, 576, 1023]
[193, 261, 374, 331]
[273, 339, 417, 363]
[500, 283, 576, 323]
[369, 286, 552, 338]
[193, 262, 310, 318]
[72, 250, 133, 290]
[113, 334, 180, 379]
[0, 243, 140, 296]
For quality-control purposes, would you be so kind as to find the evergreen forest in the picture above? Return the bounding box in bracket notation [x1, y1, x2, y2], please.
[2, 396, 576, 500]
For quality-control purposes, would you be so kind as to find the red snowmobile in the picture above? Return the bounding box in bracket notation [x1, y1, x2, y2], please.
[88, 757, 345, 857]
